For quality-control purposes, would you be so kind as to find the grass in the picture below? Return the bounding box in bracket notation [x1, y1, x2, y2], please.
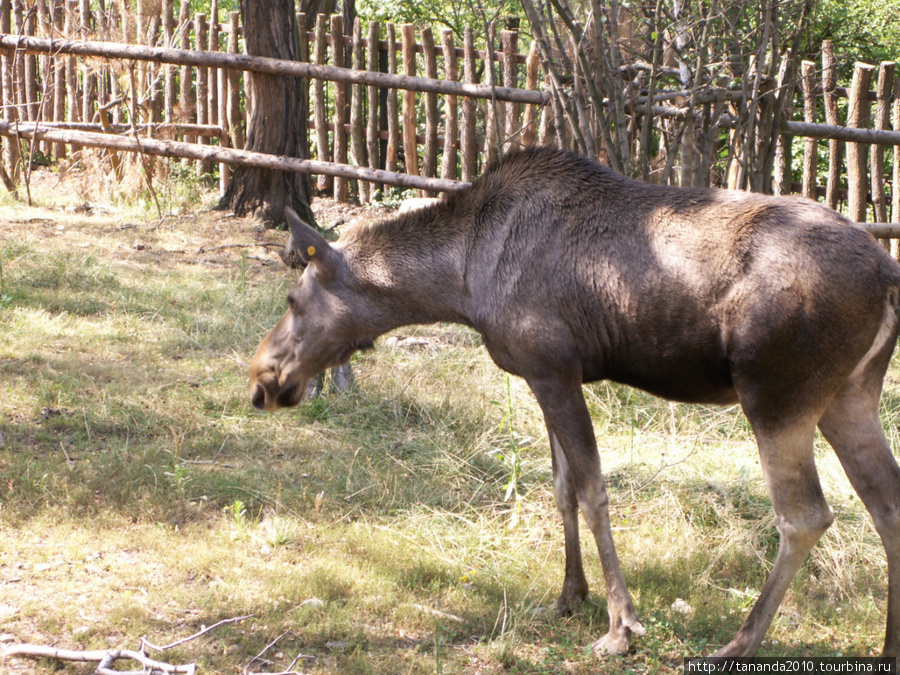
[0, 174, 897, 673]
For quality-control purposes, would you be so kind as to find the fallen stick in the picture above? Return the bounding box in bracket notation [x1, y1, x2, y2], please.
[141, 614, 255, 652]
[2, 644, 196, 675]
[3, 614, 254, 674]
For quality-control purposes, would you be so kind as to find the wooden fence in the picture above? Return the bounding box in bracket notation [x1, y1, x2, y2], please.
[0, 0, 898, 229]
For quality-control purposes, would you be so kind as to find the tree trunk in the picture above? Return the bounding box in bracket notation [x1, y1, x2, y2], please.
[222, 0, 314, 227]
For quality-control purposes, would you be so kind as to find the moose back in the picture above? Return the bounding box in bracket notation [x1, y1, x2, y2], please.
[250, 148, 900, 657]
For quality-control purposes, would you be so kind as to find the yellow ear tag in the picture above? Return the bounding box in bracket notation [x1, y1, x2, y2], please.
[307, 245, 316, 258]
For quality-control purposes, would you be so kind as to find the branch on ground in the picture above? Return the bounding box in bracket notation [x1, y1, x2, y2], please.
[2, 614, 254, 675]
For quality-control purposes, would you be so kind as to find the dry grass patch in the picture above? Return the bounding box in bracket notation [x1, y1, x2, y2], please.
[0, 173, 897, 673]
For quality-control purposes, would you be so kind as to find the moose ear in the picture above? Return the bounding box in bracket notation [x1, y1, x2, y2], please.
[284, 207, 343, 278]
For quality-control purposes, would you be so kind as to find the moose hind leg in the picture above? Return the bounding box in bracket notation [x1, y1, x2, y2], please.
[818, 377, 900, 656]
[529, 376, 645, 656]
[550, 432, 590, 615]
[715, 417, 833, 657]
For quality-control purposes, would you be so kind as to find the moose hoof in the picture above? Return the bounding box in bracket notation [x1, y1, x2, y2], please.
[591, 631, 631, 656]
[590, 616, 646, 656]
[555, 591, 589, 617]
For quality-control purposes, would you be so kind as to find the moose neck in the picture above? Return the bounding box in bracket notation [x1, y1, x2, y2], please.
[342, 212, 474, 335]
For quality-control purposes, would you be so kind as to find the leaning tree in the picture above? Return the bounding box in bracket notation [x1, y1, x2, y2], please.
[222, 0, 316, 228]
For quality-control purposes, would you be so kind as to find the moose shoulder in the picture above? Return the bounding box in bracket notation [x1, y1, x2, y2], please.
[250, 147, 900, 657]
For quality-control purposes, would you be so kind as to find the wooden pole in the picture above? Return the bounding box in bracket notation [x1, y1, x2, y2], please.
[421, 26, 438, 196]
[366, 19, 381, 196]
[0, 120, 470, 193]
[871, 62, 894, 224]
[521, 41, 539, 148]
[440, 28, 458, 181]
[226, 11, 242, 149]
[846, 62, 875, 223]
[51, 0, 65, 157]
[502, 28, 519, 152]
[13, 0, 25, 126]
[311, 13, 329, 192]
[483, 21, 500, 167]
[37, 0, 52, 156]
[195, 12, 208, 175]
[799, 60, 817, 200]
[460, 27, 476, 182]
[822, 41, 842, 211]
[79, 0, 94, 124]
[350, 17, 366, 201]
[207, 0, 218, 136]
[162, 0, 175, 129]
[400, 23, 418, 182]
[210, 0, 225, 194]
[23, 1, 37, 123]
[0, 0, 19, 175]
[178, 0, 194, 145]
[384, 22, 398, 177]
[894, 72, 900, 234]
[331, 13, 347, 202]
[295, 11, 310, 202]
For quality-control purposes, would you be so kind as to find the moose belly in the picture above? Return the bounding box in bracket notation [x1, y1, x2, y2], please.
[586, 344, 739, 406]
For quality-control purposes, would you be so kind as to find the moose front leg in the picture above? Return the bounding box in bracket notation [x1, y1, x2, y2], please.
[530, 376, 646, 655]
[550, 431, 590, 615]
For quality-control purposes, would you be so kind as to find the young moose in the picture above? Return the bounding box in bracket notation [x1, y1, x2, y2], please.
[250, 148, 900, 657]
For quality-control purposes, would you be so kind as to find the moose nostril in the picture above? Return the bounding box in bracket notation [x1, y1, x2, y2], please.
[251, 384, 267, 410]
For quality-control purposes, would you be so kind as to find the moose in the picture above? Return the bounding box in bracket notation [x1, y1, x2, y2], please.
[250, 147, 900, 657]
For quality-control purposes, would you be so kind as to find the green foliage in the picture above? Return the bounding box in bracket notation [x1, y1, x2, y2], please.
[808, 0, 900, 72]
[357, 0, 524, 44]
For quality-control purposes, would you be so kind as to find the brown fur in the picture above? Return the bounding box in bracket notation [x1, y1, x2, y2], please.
[250, 148, 900, 657]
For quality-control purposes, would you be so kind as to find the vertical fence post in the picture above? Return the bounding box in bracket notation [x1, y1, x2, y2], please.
[893, 72, 900, 235]
[208, 0, 218, 137]
[178, 0, 194, 148]
[64, 0, 78, 125]
[460, 26, 476, 182]
[52, 1, 65, 158]
[216, 30, 229, 194]
[24, 1, 37, 123]
[0, 0, 19, 175]
[521, 41, 539, 148]
[366, 19, 381, 196]
[400, 23, 419, 184]
[384, 22, 399, 178]
[331, 14, 348, 202]
[871, 61, 895, 225]
[13, 0, 25, 125]
[227, 11, 243, 149]
[421, 26, 438, 195]
[162, 0, 174, 131]
[311, 13, 329, 191]
[350, 17, 366, 202]
[440, 28, 458, 181]
[482, 22, 500, 168]
[195, 13, 208, 175]
[799, 60, 818, 200]
[211, 2, 226, 194]
[772, 56, 795, 196]
[501, 28, 520, 152]
[79, 0, 94, 124]
[822, 41, 842, 211]
[846, 62, 874, 223]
